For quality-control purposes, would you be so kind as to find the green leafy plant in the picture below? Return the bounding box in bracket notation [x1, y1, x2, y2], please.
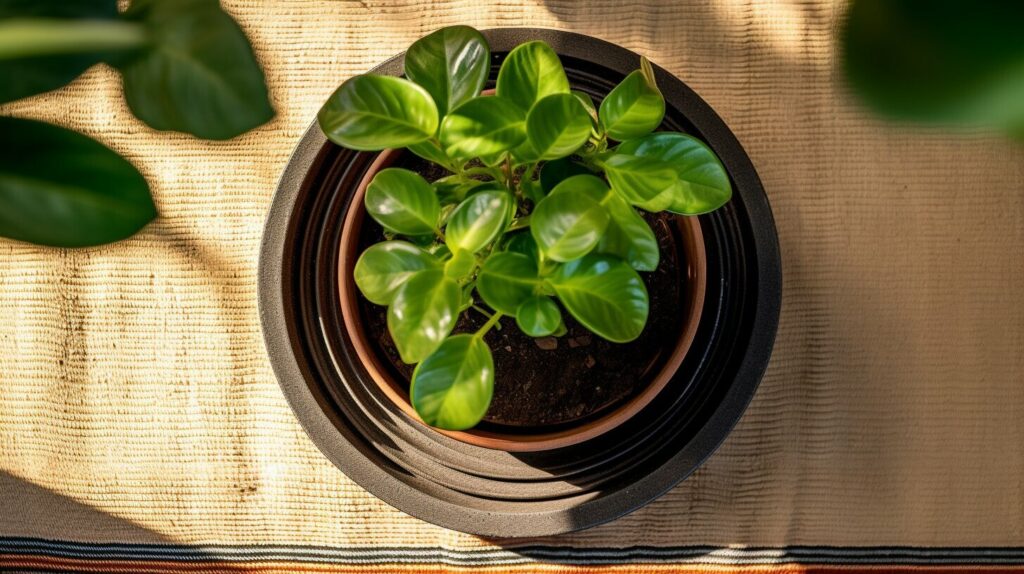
[319, 26, 732, 431]
[0, 0, 273, 247]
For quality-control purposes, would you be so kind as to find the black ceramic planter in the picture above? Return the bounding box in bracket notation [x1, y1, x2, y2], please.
[259, 28, 781, 537]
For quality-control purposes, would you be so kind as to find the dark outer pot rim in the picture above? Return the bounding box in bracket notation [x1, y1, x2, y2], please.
[258, 27, 782, 537]
[338, 148, 707, 452]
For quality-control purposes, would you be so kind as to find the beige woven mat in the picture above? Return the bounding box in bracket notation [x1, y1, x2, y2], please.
[2, 0, 1023, 549]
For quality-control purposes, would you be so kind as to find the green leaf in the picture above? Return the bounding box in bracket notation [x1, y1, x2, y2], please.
[404, 25, 489, 116]
[477, 251, 539, 315]
[387, 269, 460, 363]
[842, 0, 1024, 128]
[599, 68, 665, 141]
[0, 1, 131, 103]
[319, 74, 438, 150]
[444, 248, 477, 279]
[496, 40, 570, 112]
[445, 190, 512, 253]
[411, 334, 494, 430]
[549, 254, 649, 342]
[603, 153, 677, 212]
[526, 93, 593, 160]
[547, 172, 608, 200]
[515, 296, 561, 337]
[439, 96, 527, 160]
[0, 117, 155, 247]
[120, 0, 274, 140]
[595, 192, 659, 271]
[408, 140, 453, 169]
[504, 231, 539, 260]
[354, 241, 440, 305]
[572, 90, 598, 124]
[617, 133, 732, 214]
[531, 175, 610, 261]
[539, 157, 592, 194]
[364, 168, 440, 235]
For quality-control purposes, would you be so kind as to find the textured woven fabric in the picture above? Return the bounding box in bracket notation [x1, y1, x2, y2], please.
[2, 0, 1024, 563]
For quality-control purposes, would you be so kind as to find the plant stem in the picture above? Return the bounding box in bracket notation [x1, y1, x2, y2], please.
[433, 228, 446, 242]
[0, 19, 148, 60]
[475, 310, 504, 339]
[470, 304, 501, 330]
[507, 214, 532, 231]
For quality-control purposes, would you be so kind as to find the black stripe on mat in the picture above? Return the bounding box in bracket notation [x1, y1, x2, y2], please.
[4, 538, 1024, 566]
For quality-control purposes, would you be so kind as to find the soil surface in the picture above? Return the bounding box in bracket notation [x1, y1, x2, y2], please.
[355, 154, 687, 431]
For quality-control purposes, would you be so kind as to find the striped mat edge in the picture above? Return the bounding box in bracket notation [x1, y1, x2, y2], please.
[5, 539, 1024, 573]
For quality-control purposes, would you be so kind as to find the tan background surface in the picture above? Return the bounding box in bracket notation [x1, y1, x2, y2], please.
[2, 0, 1023, 549]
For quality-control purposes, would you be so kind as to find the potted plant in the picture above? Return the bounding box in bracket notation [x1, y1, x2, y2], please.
[316, 26, 731, 448]
[262, 26, 779, 536]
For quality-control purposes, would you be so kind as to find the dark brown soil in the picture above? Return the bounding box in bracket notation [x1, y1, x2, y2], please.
[355, 154, 686, 432]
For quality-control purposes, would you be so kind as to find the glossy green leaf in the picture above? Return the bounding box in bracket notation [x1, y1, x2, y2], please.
[364, 168, 440, 235]
[411, 334, 494, 430]
[444, 248, 477, 279]
[408, 140, 453, 169]
[515, 296, 561, 337]
[617, 133, 732, 214]
[445, 191, 512, 253]
[526, 93, 593, 160]
[477, 251, 539, 315]
[531, 175, 610, 262]
[547, 173, 607, 199]
[603, 153, 677, 212]
[599, 67, 665, 141]
[504, 231, 539, 260]
[0, 117, 155, 247]
[843, 0, 1024, 129]
[550, 254, 649, 342]
[439, 96, 527, 160]
[572, 90, 598, 124]
[405, 25, 489, 115]
[495, 40, 569, 112]
[387, 269, 460, 363]
[354, 241, 440, 305]
[539, 157, 592, 194]
[0, 1, 134, 104]
[595, 192, 659, 271]
[120, 0, 274, 140]
[319, 74, 438, 150]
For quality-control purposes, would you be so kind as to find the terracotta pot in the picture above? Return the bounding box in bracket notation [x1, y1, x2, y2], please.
[338, 148, 707, 452]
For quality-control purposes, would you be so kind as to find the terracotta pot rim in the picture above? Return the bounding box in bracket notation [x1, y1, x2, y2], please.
[338, 148, 708, 452]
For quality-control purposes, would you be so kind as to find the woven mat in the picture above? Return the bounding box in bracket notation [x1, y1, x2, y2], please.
[3, 0, 1024, 570]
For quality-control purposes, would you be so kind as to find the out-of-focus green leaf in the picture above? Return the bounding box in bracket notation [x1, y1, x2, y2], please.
[0, 117, 155, 247]
[0, 0, 137, 103]
[843, 0, 1024, 130]
[120, 0, 274, 140]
